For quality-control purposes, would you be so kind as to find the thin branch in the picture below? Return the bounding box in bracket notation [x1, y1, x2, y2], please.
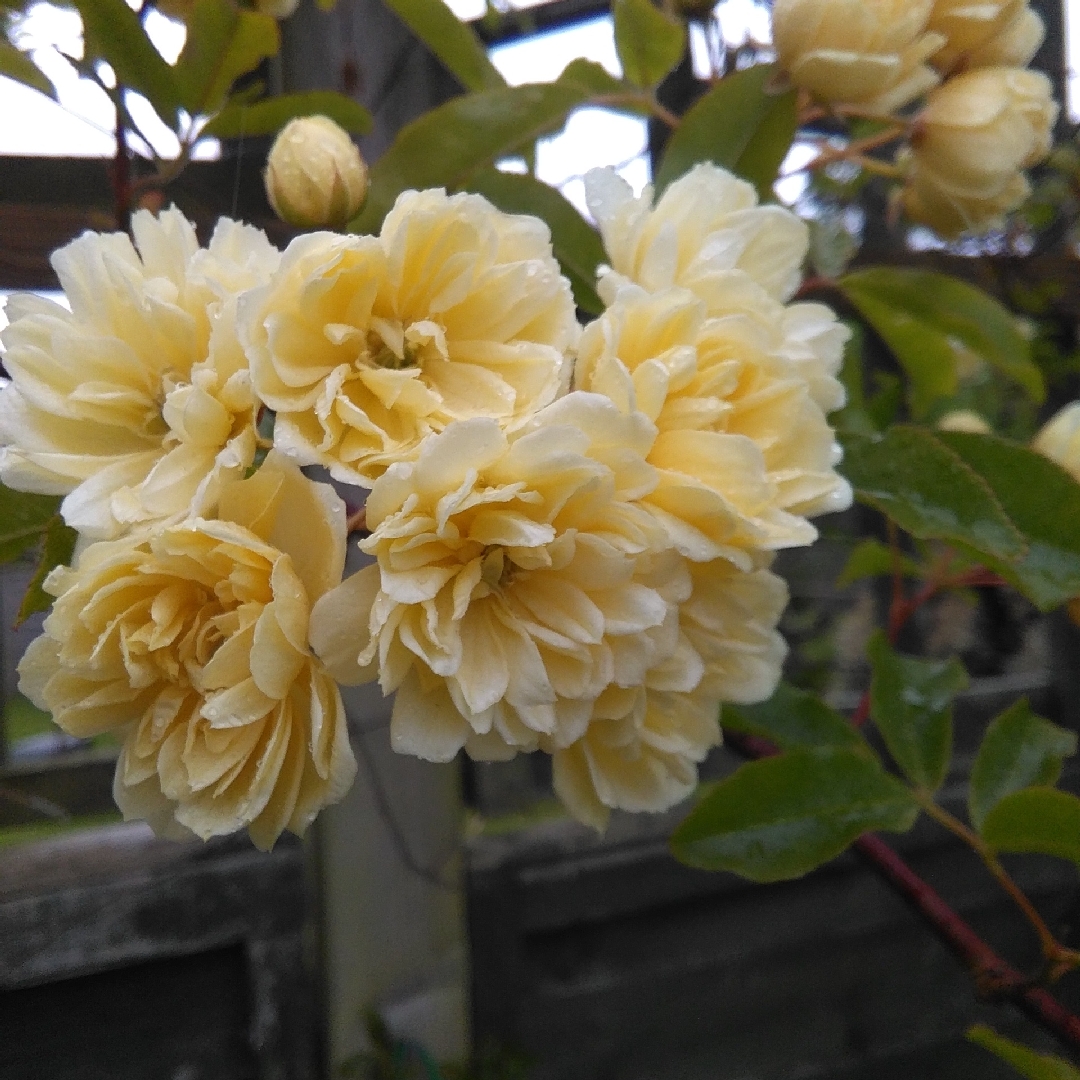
[725, 730, 1080, 1054]
[725, 541, 1080, 1051]
[113, 87, 131, 231]
[856, 833, 1080, 1052]
[917, 795, 1080, 978]
[589, 92, 681, 129]
[0, 783, 69, 821]
[346, 506, 368, 535]
[648, 99, 681, 130]
[794, 275, 839, 300]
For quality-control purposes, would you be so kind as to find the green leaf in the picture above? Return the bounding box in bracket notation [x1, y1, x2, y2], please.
[969, 700, 1077, 831]
[809, 213, 857, 281]
[654, 64, 798, 201]
[556, 57, 650, 115]
[842, 427, 1023, 561]
[721, 681, 869, 753]
[174, 0, 279, 117]
[846, 425, 1080, 613]
[868, 632, 967, 792]
[349, 81, 589, 234]
[464, 169, 605, 314]
[982, 787, 1080, 867]
[0, 486, 64, 563]
[17, 516, 77, 625]
[836, 538, 922, 587]
[968, 1026, 1080, 1080]
[202, 89, 372, 138]
[842, 426, 1080, 610]
[839, 269, 1044, 419]
[940, 430, 1080, 609]
[381, 0, 505, 92]
[612, 0, 684, 90]
[0, 41, 55, 99]
[671, 746, 919, 882]
[73, 0, 181, 124]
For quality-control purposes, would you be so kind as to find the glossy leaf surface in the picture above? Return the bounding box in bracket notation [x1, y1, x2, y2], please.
[381, 0, 506, 92]
[868, 631, 967, 792]
[74, 0, 181, 124]
[174, 0, 279, 117]
[969, 699, 1077, 831]
[968, 1026, 1080, 1080]
[654, 64, 797, 200]
[202, 90, 372, 138]
[840, 269, 1043, 418]
[721, 682, 868, 753]
[350, 82, 588, 233]
[612, 0, 684, 90]
[842, 427, 1080, 610]
[671, 747, 918, 882]
[982, 787, 1080, 867]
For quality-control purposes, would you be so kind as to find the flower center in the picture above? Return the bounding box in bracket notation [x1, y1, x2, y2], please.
[366, 330, 418, 370]
[479, 547, 522, 592]
[360, 317, 448, 372]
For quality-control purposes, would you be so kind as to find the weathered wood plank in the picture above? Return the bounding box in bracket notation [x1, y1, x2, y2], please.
[0, 822, 319, 1079]
[0, 946, 260, 1080]
[0, 749, 118, 827]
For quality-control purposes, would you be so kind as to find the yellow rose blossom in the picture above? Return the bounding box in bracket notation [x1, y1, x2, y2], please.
[901, 67, 1057, 237]
[584, 166, 848, 418]
[554, 689, 720, 829]
[241, 188, 578, 488]
[585, 164, 810, 307]
[575, 285, 852, 566]
[772, 0, 944, 114]
[0, 209, 280, 539]
[964, 6, 1044, 68]
[928, 0, 1044, 73]
[308, 393, 701, 768]
[17, 452, 355, 850]
[681, 559, 790, 703]
[553, 560, 788, 828]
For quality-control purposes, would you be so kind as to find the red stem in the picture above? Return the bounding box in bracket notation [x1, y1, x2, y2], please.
[856, 834, 1080, 1050]
[873, 553, 1079, 1047]
[794, 275, 837, 300]
[726, 730, 1080, 1054]
[851, 689, 870, 727]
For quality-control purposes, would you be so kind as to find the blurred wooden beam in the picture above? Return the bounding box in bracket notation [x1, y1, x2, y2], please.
[0, 154, 293, 291]
[0, 749, 118, 827]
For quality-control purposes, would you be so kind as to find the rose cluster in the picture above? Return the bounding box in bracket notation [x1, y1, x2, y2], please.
[1, 165, 850, 842]
[773, 0, 1057, 237]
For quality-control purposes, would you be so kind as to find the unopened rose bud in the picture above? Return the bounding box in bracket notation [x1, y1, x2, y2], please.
[265, 116, 368, 231]
[772, 0, 945, 114]
[965, 7, 1044, 68]
[901, 67, 1057, 236]
[928, 0, 1044, 74]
